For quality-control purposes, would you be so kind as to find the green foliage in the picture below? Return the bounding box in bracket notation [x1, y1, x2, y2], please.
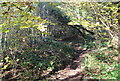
[60, 2, 119, 48]
[82, 48, 119, 79]
[1, 2, 52, 80]
[1, 2, 51, 33]
[1, 2, 119, 80]
[2, 37, 75, 80]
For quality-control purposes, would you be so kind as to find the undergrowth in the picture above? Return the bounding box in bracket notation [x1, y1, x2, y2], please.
[2, 38, 75, 80]
[82, 43, 119, 80]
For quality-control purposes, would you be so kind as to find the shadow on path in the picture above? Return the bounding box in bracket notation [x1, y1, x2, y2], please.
[35, 41, 91, 81]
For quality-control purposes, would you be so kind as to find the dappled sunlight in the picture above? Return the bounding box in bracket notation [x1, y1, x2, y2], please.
[1, 1, 119, 81]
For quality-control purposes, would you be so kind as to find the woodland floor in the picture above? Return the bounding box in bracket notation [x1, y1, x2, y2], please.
[2, 38, 119, 81]
[41, 41, 91, 81]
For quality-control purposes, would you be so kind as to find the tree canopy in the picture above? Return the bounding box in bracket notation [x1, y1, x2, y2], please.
[0, 2, 119, 80]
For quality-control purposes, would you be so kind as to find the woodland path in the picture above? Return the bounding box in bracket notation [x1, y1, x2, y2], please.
[42, 42, 91, 81]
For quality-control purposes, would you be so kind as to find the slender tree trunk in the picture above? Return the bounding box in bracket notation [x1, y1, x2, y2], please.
[0, 6, 3, 81]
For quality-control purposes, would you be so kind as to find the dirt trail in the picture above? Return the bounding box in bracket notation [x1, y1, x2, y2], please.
[48, 43, 88, 81]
